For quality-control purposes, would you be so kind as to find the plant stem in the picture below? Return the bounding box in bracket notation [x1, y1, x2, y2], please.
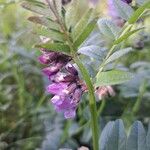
[132, 79, 147, 115]
[74, 56, 99, 150]
[97, 100, 106, 117]
[60, 120, 72, 144]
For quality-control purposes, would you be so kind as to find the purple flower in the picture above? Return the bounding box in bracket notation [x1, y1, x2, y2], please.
[38, 47, 85, 119]
[38, 50, 71, 66]
[38, 52, 57, 64]
[64, 109, 76, 119]
[51, 95, 77, 119]
[55, 97, 76, 111]
[73, 88, 82, 102]
[42, 66, 59, 77]
[46, 83, 68, 95]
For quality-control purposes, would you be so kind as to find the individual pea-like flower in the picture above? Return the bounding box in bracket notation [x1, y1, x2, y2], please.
[38, 50, 71, 77]
[38, 49, 85, 119]
[95, 86, 115, 100]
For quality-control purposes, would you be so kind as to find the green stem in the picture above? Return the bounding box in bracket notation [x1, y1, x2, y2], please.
[60, 120, 72, 144]
[97, 100, 106, 117]
[132, 79, 147, 115]
[36, 95, 47, 111]
[74, 56, 99, 150]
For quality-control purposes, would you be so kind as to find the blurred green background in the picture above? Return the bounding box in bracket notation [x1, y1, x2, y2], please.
[0, 1, 51, 149]
[0, 0, 150, 150]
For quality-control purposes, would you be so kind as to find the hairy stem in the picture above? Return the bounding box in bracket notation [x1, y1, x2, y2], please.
[74, 56, 99, 150]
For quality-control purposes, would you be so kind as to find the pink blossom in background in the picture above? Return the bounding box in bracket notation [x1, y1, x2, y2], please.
[95, 86, 115, 100]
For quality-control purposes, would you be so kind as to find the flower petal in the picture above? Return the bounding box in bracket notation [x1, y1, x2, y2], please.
[46, 83, 68, 95]
[64, 109, 76, 119]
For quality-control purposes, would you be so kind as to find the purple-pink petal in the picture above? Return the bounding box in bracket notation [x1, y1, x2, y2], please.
[42, 66, 59, 76]
[55, 99, 73, 111]
[46, 83, 68, 95]
[73, 88, 82, 103]
[38, 55, 50, 64]
[64, 109, 76, 119]
[51, 95, 63, 105]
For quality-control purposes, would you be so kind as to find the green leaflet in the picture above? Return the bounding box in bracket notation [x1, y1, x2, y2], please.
[104, 47, 133, 65]
[113, 0, 134, 20]
[113, 27, 144, 45]
[97, 18, 120, 40]
[78, 45, 104, 60]
[127, 121, 147, 150]
[96, 70, 133, 87]
[28, 16, 60, 31]
[99, 120, 126, 150]
[73, 20, 96, 49]
[35, 42, 70, 54]
[99, 120, 149, 150]
[128, 1, 150, 24]
[72, 8, 94, 41]
[147, 123, 150, 149]
[35, 27, 65, 42]
[65, 0, 80, 30]
[52, 0, 62, 17]
[21, 1, 56, 20]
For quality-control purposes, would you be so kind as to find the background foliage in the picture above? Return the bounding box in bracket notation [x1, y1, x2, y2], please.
[0, 0, 150, 149]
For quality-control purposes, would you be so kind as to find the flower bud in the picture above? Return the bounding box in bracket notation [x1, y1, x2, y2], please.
[95, 86, 115, 100]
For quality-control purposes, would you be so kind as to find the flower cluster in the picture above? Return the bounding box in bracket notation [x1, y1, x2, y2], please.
[38, 49, 85, 119]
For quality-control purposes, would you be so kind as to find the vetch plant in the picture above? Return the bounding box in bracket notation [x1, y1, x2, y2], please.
[22, 0, 150, 149]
